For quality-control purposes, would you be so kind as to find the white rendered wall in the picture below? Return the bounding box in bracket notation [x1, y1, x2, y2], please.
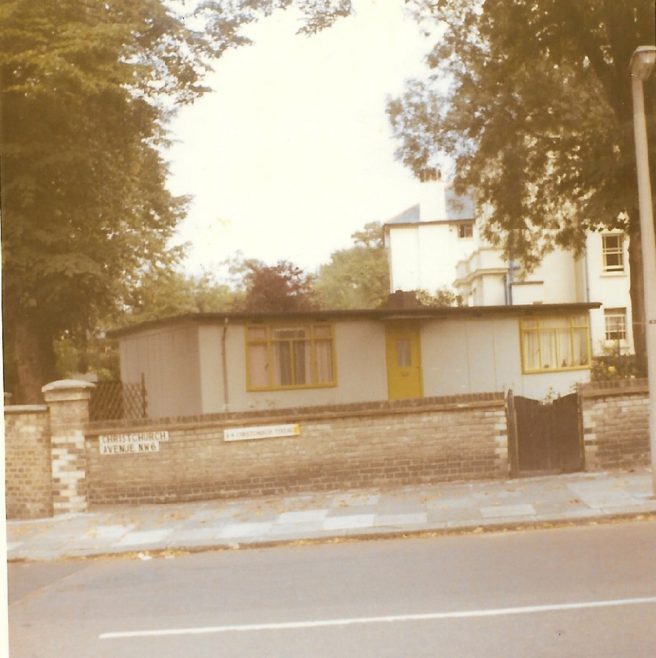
[388, 227, 421, 292]
[388, 222, 477, 294]
[585, 231, 634, 355]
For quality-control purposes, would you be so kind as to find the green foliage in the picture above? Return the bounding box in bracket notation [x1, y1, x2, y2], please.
[1, 0, 355, 401]
[389, 0, 655, 264]
[0, 0, 219, 400]
[415, 288, 462, 308]
[54, 333, 120, 382]
[315, 222, 390, 309]
[124, 270, 237, 324]
[235, 260, 317, 313]
[590, 345, 640, 381]
[388, 0, 655, 371]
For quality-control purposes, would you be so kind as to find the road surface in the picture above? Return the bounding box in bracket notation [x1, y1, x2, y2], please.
[8, 521, 656, 657]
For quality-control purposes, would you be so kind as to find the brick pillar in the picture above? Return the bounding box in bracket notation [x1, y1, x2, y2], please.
[42, 380, 94, 515]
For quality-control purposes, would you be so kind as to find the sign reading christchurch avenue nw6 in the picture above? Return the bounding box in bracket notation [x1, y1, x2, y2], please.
[224, 424, 300, 442]
[99, 431, 170, 455]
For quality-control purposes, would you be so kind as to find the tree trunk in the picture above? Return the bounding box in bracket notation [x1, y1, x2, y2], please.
[4, 310, 58, 404]
[628, 219, 647, 377]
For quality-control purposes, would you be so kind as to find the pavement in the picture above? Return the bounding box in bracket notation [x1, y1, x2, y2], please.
[6, 468, 656, 562]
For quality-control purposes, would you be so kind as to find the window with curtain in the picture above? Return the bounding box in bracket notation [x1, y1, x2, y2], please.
[246, 324, 336, 390]
[520, 315, 591, 373]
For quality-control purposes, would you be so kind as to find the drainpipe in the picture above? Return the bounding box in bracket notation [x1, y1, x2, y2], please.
[506, 260, 515, 306]
[583, 247, 591, 303]
[221, 318, 229, 412]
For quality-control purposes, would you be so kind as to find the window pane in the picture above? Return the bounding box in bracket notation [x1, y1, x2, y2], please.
[523, 330, 540, 370]
[605, 308, 626, 340]
[247, 324, 336, 390]
[247, 344, 268, 388]
[315, 340, 334, 383]
[247, 326, 267, 340]
[572, 328, 590, 365]
[396, 339, 412, 367]
[521, 315, 590, 371]
[273, 342, 293, 386]
[313, 325, 332, 339]
[293, 340, 310, 385]
[539, 330, 556, 369]
[273, 327, 307, 340]
[603, 235, 624, 271]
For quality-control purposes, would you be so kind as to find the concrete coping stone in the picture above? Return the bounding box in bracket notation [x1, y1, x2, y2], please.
[42, 379, 96, 393]
[4, 404, 49, 414]
[85, 397, 506, 437]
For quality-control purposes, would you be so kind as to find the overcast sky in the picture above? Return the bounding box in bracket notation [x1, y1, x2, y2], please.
[167, 0, 436, 276]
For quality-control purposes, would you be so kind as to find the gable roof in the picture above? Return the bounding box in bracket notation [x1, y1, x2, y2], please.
[385, 188, 476, 226]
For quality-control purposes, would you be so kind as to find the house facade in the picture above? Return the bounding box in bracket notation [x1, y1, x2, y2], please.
[384, 179, 634, 357]
[113, 304, 597, 418]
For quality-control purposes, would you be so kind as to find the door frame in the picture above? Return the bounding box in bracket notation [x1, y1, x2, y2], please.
[385, 322, 424, 400]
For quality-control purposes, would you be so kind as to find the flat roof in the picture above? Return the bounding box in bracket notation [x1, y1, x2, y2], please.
[109, 302, 601, 338]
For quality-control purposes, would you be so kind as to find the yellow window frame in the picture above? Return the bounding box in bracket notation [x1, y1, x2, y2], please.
[520, 314, 591, 374]
[245, 323, 337, 391]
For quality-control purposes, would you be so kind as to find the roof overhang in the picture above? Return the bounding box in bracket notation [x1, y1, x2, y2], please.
[109, 303, 602, 339]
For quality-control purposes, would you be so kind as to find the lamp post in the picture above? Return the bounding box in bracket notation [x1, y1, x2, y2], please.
[630, 45, 656, 494]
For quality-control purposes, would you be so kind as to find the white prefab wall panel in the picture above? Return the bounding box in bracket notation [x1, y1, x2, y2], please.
[198, 320, 389, 414]
[198, 325, 225, 413]
[420, 317, 590, 400]
[119, 324, 202, 418]
[120, 314, 593, 417]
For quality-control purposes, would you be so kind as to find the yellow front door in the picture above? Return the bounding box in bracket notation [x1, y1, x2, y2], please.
[385, 324, 423, 400]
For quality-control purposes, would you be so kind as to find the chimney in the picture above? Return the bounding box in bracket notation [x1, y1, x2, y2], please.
[417, 169, 446, 221]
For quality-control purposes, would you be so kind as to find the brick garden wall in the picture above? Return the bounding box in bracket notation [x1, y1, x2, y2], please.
[85, 394, 510, 505]
[7, 380, 650, 518]
[4, 406, 53, 519]
[580, 380, 650, 470]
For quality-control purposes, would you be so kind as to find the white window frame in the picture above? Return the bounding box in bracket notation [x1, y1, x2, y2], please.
[602, 234, 625, 272]
[604, 307, 627, 342]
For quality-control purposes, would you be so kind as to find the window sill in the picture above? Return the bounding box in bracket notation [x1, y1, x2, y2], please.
[600, 271, 627, 277]
[522, 365, 590, 375]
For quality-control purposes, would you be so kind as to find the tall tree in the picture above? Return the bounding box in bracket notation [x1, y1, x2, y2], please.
[1, 0, 355, 402]
[388, 0, 656, 370]
[235, 260, 317, 312]
[0, 0, 215, 401]
[315, 221, 390, 309]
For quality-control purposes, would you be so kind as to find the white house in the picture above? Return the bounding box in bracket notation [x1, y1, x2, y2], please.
[384, 179, 634, 358]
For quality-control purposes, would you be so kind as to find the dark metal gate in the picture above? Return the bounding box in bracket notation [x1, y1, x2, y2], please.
[506, 392, 583, 476]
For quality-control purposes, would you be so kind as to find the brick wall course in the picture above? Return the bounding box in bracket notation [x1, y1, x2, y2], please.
[580, 382, 649, 471]
[4, 407, 53, 519]
[86, 400, 509, 505]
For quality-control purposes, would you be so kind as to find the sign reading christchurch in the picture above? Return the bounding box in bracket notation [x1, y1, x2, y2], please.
[224, 424, 300, 442]
[99, 431, 169, 455]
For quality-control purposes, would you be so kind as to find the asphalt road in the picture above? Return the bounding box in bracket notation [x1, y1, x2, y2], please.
[8, 521, 656, 657]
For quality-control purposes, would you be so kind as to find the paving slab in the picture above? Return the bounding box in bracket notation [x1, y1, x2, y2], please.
[6, 468, 656, 561]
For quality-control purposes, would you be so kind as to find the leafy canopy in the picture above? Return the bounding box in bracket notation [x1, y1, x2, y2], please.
[315, 222, 390, 309]
[235, 259, 318, 312]
[388, 0, 655, 265]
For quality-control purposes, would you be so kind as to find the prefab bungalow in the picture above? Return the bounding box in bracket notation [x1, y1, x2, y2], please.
[111, 303, 599, 419]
